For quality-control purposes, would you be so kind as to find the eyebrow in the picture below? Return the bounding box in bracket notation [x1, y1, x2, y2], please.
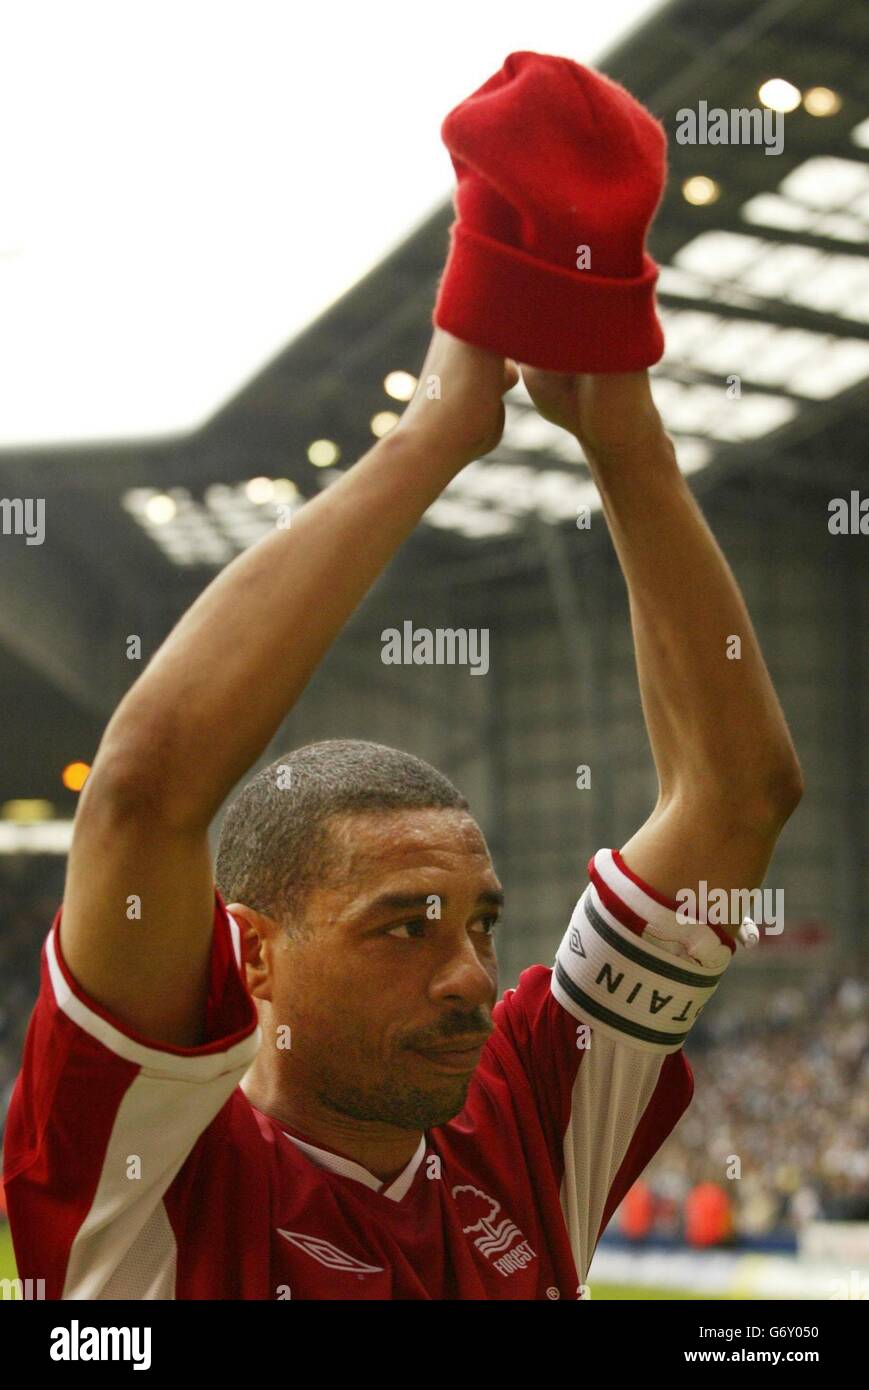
[362, 888, 505, 915]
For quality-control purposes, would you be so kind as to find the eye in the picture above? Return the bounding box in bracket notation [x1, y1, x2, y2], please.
[386, 918, 427, 940]
[473, 914, 500, 937]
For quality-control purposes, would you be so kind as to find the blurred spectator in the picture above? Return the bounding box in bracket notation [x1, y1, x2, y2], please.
[684, 1182, 733, 1247]
[620, 1180, 654, 1240]
[636, 969, 869, 1243]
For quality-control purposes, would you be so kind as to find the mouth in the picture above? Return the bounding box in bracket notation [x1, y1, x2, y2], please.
[412, 1040, 488, 1072]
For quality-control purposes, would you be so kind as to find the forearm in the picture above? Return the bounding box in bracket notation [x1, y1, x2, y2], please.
[582, 389, 801, 815]
[94, 426, 462, 825]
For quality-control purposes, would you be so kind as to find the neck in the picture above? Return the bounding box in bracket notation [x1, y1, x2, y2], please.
[241, 1057, 422, 1184]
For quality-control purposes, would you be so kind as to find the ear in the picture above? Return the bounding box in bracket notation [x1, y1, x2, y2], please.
[226, 903, 279, 1002]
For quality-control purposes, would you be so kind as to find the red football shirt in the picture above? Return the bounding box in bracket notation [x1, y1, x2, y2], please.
[3, 847, 732, 1299]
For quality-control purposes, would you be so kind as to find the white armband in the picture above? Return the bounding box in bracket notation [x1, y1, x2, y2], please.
[552, 848, 736, 1054]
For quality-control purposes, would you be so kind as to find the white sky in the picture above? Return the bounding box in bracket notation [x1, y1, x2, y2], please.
[0, 0, 660, 449]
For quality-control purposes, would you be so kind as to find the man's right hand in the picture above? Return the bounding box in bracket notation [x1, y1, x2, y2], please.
[396, 329, 519, 467]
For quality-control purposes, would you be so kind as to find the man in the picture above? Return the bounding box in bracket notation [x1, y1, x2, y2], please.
[3, 326, 802, 1300]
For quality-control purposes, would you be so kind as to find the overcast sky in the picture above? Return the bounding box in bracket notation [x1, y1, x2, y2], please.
[0, 0, 661, 447]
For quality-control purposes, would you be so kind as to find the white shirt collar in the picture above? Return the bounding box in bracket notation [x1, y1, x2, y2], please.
[282, 1131, 427, 1202]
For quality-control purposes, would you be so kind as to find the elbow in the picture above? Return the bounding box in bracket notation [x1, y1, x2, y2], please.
[735, 758, 804, 833]
[667, 756, 804, 835]
[76, 756, 161, 824]
[78, 723, 198, 829]
[766, 758, 804, 821]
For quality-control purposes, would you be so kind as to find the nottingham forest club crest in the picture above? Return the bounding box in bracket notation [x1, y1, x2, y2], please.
[451, 1184, 537, 1277]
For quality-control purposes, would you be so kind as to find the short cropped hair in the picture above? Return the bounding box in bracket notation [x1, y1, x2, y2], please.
[215, 738, 470, 929]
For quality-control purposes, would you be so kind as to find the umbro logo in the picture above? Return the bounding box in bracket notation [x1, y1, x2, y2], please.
[277, 1229, 384, 1275]
[568, 927, 585, 957]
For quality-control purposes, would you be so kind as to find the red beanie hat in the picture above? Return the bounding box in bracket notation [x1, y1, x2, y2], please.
[433, 51, 667, 373]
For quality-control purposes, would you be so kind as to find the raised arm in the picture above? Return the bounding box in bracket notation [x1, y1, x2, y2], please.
[522, 366, 803, 925]
[62, 332, 518, 1044]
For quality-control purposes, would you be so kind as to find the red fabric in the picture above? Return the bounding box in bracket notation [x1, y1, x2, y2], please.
[433, 51, 667, 372]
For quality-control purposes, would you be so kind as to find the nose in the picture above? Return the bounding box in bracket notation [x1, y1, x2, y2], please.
[429, 936, 496, 1010]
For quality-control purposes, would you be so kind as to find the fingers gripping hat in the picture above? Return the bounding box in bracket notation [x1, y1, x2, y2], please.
[433, 51, 668, 372]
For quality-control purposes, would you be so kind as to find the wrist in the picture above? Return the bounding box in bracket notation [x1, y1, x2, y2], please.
[583, 431, 682, 503]
[571, 372, 665, 460]
[388, 420, 477, 477]
[578, 417, 675, 474]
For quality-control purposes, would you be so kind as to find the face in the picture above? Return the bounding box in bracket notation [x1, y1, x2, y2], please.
[251, 808, 501, 1131]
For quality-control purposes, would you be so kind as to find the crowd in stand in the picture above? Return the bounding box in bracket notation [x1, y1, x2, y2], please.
[629, 974, 869, 1244]
[1, 862, 867, 1244]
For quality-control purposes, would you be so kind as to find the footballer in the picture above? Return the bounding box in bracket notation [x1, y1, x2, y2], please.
[3, 323, 802, 1300]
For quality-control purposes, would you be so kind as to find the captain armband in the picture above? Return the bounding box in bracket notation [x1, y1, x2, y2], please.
[552, 849, 739, 1055]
